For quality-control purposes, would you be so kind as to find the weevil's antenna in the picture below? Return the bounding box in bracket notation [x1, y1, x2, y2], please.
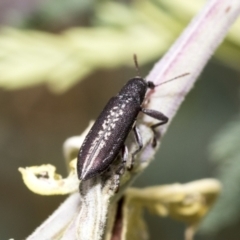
[133, 54, 141, 77]
[155, 72, 190, 87]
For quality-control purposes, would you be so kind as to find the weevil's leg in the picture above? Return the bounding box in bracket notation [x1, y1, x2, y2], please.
[122, 144, 129, 167]
[112, 145, 128, 193]
[128, 125, 143, 170]
[116, 144, 129, 175]
[141, 108, 169, 147]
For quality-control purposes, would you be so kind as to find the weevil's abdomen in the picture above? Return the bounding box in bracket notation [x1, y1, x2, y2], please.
[77, 96, 141, 180]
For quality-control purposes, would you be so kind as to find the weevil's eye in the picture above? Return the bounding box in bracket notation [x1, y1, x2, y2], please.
[147, 81, 155, 89]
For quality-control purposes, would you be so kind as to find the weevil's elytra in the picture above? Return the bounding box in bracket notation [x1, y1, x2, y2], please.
[78, 77, 146, 180]
[77, 55, 189, 181]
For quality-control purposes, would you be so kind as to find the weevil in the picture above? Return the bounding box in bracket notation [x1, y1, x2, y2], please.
[77, 55, 189, 180]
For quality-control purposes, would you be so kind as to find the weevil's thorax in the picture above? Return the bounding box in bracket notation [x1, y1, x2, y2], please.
[118, 77, 148, 103]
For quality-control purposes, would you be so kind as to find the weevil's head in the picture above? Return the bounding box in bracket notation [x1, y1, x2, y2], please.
[118, 77, 149, 103]
[117, 54, 156, 103]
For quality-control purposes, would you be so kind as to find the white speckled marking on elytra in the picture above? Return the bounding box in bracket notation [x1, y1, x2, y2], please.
[81, 104, 125, 178]
[110, 123, 116, 128]
[110, 111, 116, 116]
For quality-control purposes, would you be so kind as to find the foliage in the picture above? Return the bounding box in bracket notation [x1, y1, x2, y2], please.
[0, 0, 240, 93]
[201, 118, 240, 234]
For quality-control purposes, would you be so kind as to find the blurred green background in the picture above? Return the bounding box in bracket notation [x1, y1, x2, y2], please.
[0, 0, 240, 239]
